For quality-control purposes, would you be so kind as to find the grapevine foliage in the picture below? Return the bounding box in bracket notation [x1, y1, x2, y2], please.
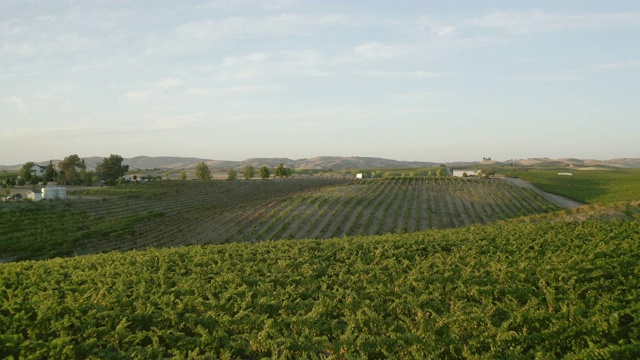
[1, 220, 638, 358]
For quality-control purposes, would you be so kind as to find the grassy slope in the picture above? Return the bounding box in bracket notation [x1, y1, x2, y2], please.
[506, 169, 640, 204]
[1, 219, 639, 358]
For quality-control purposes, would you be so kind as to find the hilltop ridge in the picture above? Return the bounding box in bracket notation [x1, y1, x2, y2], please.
[1, 155, 639, 171]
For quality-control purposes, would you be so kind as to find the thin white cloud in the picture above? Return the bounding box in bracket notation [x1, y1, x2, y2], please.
[186, 84, 283, 96]
[353, 42, 411, 59]
[514, 74, 580, 82]
[0, 113, 205, 141]
[515, 59, 640, 82]
[593, 60, 640, 70]
[466, 10, 640, 34]
[6, 96, 26, 111]
[168, 12, 356, 52]
[125, 91, 152, 100]
[354, 70, 443, 79]
[153, 78, 184, 89]
[431, 26, 456, 36]
[35, 15, 56, 22]
[221, 52, 270, 67]
[198, 0, 297, 10]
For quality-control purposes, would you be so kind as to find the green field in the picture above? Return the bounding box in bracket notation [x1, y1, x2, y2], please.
[1, 177, 558, 261]
[505, 169, 640, 204]
[1, 220, 639, 358]
[2, 175, 639, 358]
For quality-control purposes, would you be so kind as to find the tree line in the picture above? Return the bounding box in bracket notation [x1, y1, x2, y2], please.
[194, 162, 292, 180]
[5, 154, 129, 187]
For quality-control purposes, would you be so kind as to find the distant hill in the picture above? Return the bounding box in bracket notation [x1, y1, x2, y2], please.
[498, 158, 638, 169]
[1, 156, 639, 171]
[608, 158, 640, 168]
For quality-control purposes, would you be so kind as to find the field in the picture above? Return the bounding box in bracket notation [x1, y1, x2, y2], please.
[1, 220, 639, 358]
[1, 177, 558, 261]
[2, 173, 639, 358]
[506, 168, 640, 204]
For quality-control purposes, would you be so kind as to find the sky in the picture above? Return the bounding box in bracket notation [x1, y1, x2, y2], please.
[1, 0, 639, 165]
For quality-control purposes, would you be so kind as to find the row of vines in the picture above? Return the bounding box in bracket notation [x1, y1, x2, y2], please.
[1, 220, 638, 358]
[76, 177, 559, 254]
[2, 177, 559, 260]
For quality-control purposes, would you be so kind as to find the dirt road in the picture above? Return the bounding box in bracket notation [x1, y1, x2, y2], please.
[501, 176, 584, 209]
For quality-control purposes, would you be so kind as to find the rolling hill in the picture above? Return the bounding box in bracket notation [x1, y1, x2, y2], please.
[3, 155, 639, 172]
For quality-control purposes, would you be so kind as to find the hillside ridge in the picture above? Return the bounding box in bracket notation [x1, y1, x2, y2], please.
[1, 155, 639, 171]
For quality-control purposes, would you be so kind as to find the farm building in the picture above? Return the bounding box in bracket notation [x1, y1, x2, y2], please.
[41, 186, 68, 200]
[30, 164, 47, 178]
[453, 170, 481, 177]
[26, 189, 42, 201]
[558, 173, 573, 176]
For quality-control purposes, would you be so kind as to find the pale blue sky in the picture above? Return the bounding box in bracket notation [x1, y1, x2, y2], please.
[2, 0, 639, 165]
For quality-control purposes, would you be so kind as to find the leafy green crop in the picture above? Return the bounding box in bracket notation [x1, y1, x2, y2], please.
[2, 178, 559, 262]
[1, 220, 638, 358]
[0, 207, 164, 261]
[507, 169, 640, 204]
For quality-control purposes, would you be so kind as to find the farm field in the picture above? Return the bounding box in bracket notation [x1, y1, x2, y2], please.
[506, 168, 640, 204]
[1, 219, 639, 358]
[1, 177, 559, 261]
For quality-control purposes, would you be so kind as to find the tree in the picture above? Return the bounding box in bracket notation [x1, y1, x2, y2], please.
[227, 169, 237, 180]
[243, 165, 255, 180]
[259, 166, 270, 179]
[195, 162, 211, 180]
[58, 154, 86, 185]
[96, 154, 129, 185]
[436, 169, 443, 177]
[29, 175, 40, 186]
[275, 164, 291, 178]
[20, 162, 35, 183]
[44, 161, 56, 182]
[180, 171, 187, 181]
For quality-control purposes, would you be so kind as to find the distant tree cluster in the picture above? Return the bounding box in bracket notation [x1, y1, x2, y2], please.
[96, 154, 129, 186]
[259, 166, 270, 179]
[11, 154, 132, 187]
[195, 162, 211, 180]
[243, 166, 255, 180]
[274, 164, 292, 178]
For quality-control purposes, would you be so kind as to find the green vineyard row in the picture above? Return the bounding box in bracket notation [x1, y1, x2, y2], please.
[1, 220, 639, 358]
[1, 177, 559, 261]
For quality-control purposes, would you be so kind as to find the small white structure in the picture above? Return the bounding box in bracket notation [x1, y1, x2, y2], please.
[453, 170, 480, 177]
[26, 189, 42, 201]
[42, 186, 68, 200]
[356, 173, 364, 179]
[558, 173, 573, 176]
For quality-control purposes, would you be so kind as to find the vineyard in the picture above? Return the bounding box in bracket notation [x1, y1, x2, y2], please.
[1, 177, 559, 261]
[1, 220, 639, 358]
[507, 168, 640, 204]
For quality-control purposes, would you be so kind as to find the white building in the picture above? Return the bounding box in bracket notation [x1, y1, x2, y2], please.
[452, 170, 480, 177]
[30, 164, 47, 178]
[41, 186, 68, 200]
[26, 189, 43, 201]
